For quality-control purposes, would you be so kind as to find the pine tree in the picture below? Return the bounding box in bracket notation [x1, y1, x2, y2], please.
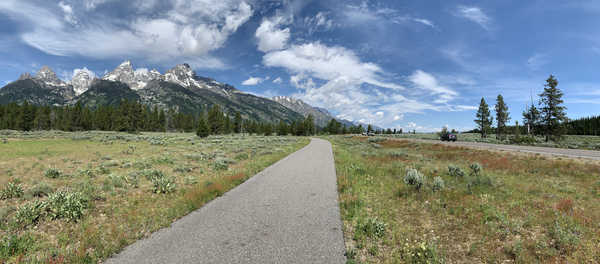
[522, 103, 540, 135]
[495, 94, 510, 140]
[233, 112, 242, 133]
[475, 97, 493, 138]
[303, 114, 315, 136]
[207, 104, 224, 134]
[277, 120, 288, 136]
[539, 75, 567, 142]
[367, 124, 373, 134]
[196, 116, 210, 138]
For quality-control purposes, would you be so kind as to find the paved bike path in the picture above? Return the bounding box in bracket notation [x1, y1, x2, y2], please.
[106, 138, 346, 264]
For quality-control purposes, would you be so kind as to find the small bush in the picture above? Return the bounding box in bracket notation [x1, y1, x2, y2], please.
[46, 191, 88, 222]
[356, 217, 386, 238]
[151, 175, 176, 194]
[432, 176, 445, 192]
[0, 233, 35, 260]
[548, 214, 581, 254]
[448, 165, 465, 177]
[27, 182, 53, 198]
[184, 175, 198, 185]
[368, 137, 385, 143]
[404, 168, 425, 191]
[140, 169, 164, 181]
[213, 158, 234, 171]
[469, 163, 482, 176]
[78, 168, 95, 178]
[14, 200, 47, 227]
[44, 168, 62, 179]
[0, 182, 24, 200]
[403, 240, 444, 264]
[389, 151, 407, 158]
[234, 153, 249, 160]
[95, 165, 110, 175]
[125, 172, 139, 188]
[107, 174, 126, 188]
[149, 139, 166, 145]
[173, 165, 192, 173]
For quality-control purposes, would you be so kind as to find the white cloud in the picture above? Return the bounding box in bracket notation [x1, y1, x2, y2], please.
[456, 6, 491, 30]
[241, 76, 265, 85]
[408, 70, 458, 103]
[0, 0, 253, 68]
[305, 12, 334, 34]
[58, 1, 77, 25]
[527, 53, 548, 70]
[272, 77, 282, 84]
[412, 18, 435, 28]
[255, 16, 290, 52]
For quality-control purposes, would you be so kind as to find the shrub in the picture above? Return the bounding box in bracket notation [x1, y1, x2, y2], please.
[27, 182, 53, 198]
[46, 191, 88, 222]
[469, 163, 482, 176]
[14, 200, 47, 227]
[448, 165, 465, 177]
[151, 175, 176, 194]
[78, 168, 95, 178]
[0, 233, 35, 260]
[184, 175, 198, 185]
[389, 151, 407, 158]
[356, 217, 386, 238]
[549, 214, 581, 254]
[95, 165, 110, 175]
[140, 169, 164, 181]
[368, 137, 385, 143]
[125, 172, 139, 188]
[234, 153, 249, 161]
[173, 165, 192, 173]
[0, 182, 24, 200]
[44, 168, 62, 178]
[149, 139, 166, 145]
[213, 158, 235, 171]
[403, 240, 444, 264]
[107, 174, 126, 188]
[404, 168, 425, 191]
[432, 176, 445, 192]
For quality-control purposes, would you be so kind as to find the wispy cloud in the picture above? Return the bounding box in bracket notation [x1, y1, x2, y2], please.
[455, 6, 491, 30]
[527, 53, 548, 70]
[241, 76, 267, 86]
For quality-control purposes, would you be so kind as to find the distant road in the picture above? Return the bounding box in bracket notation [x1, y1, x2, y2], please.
[106, 138, 346, 264]
[408, 138, 600, 161]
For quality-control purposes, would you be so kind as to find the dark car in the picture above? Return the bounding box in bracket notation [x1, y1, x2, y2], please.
[440, 133, 457, 142]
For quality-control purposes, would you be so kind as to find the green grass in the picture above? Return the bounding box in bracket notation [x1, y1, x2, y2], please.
[385, 133, 600, 150]
[329, 135, 600, 263]
[0, 131, 309, 263]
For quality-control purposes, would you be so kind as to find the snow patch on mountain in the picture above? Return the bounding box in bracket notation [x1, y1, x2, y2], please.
[70, 68, 96, 95]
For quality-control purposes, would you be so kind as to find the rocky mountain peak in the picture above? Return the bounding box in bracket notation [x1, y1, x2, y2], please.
[164, 63, 198, 87]
[70, 68, 96, 95]
[18, 73, 32, 80]
[103, 60, 134, 83]
[34, 66, 67, 87]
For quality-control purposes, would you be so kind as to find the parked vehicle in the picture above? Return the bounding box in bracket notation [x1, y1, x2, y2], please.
[440, 133, 457, 142]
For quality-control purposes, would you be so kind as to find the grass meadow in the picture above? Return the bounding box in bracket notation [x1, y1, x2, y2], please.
[0, 130, 308, 263]
[387, 133, 600, 150]
[330, 136, 600, 263]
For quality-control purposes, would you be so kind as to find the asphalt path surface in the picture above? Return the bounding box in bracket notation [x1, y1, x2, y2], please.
[410, 138, 600, 161]
[105, 138, 346, 264]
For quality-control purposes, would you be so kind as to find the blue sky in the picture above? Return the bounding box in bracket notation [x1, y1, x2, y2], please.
[1, 0, 600, 131]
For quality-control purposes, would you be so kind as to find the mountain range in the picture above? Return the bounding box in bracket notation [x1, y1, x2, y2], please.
[0, 61, 362, 127]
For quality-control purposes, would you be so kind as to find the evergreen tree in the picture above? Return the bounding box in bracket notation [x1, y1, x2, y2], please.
[158, 109, 166, 132]
[475, 97, 493, 138]
[277, 120, 288, 136]
[367, 124, 373, 133]
[494, 94, 510, 140]
[539, 75, 567, 142]
[196, 116, 209, 138]
[233, 112, 242, 133]
[207, 104, 224, 134]
[522, 104, 541, 136]
[303, 114, 315, 136]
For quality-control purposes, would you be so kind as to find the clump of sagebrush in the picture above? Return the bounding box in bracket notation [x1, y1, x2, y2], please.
[140, 169, 164, 181]
[401, 240, 444, 264]
[448, 165, 465, 177]
[368, 137, 386, 143]
[432, 176, 445, 192]
[404, 168, 425, 191]
[149, 139, 166, 145]
[466, 163, 492, 190]
[46, 191, 88, 222]
[151, 175, 177, 194]
[388, 151, 407, 158]
[549, 214, 581, 254]
[0, 181, 24, 200]
[78, 168, 95, 178]
[95, 165, 111, 175]
[184, 175, 198, 185]
[44, 168, 62, 179]
[107, 174, 127, 189]
[14, 200, 47, 227]
[234, 153, 249, 161]
[213, 158, 235, 171]
[26, 182, 53, 198]
[173, 165, 192, 173]
[0, 233, 36, 260]
[355, 217, 386, 239]
[470, 163, 482, 176]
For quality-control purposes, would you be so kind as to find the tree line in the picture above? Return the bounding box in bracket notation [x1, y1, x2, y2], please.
[0, 100, 393, 137]
[474, 75, 569, 142]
